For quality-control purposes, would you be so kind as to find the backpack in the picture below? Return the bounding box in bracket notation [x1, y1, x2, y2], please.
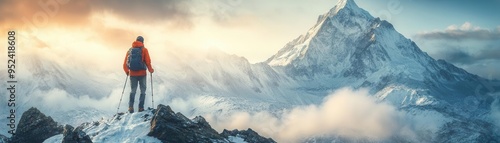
[127, 47, 147, 71]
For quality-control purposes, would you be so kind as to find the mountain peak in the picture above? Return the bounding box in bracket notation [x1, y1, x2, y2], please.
[329, 0, 369, 18]
[265, 0, 488, 101]
[334, 0, 359, 13]
[266, 0, 372, 67]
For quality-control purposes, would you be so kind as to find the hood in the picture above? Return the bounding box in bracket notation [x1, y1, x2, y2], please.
[132, 41, 144, 48]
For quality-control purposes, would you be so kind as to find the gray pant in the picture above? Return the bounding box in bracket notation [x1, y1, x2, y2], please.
[129, 76, 146, 109]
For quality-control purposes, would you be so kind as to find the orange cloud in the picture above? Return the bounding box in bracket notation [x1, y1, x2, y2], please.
[0, 0, 92, 30]
[94, 27, 144, 50]
[1, 0, 195, 32]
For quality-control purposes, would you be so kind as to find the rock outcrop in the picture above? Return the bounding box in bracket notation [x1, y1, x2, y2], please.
[147, 104, 226, 143]
[9, 107, 63, 143]
[62, 124, 92, 143]
[4, 105, 275, 143]
[221, 128, 277, 143]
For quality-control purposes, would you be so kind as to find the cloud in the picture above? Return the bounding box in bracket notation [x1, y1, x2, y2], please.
[93, 26, 145, 49]
[201, 0, 245, 24]
[206, 88, 417, 142]
[430, 46, 500, 79]
[415, 22, 500, 41]
[490, 94, 500, 127]
[0, 0, 195, 30]
[0, 0, 254, 31]
[92, 0, 194, 26]
[31, 88, 117, 112]
[414, 22, 500, 79]
[430, 45, 500, 65]
[463, 61, 500, 80]
[0, 0, 92, 29]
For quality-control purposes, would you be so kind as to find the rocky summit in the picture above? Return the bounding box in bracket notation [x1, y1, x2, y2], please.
[3, 104, 274, 143]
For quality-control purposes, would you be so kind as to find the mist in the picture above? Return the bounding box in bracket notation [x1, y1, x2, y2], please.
[491, 94, 500, 127]
[206, 88, 417, 142]
[2, 34, 422, 142]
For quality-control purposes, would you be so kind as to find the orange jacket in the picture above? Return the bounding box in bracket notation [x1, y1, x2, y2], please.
[123, 41, 153, 76]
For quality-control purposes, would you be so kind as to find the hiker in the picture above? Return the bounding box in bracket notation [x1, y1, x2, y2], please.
[123, 36, 154, 113]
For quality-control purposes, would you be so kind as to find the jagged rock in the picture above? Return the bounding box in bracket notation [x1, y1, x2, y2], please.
[62, 124, 92, 143]
[221, 128, 276, 143]
[147, 104, 226, 143]
[0, 134, 8, 143]
[9, 107, 63, 143]
[193, 116, 212, 129]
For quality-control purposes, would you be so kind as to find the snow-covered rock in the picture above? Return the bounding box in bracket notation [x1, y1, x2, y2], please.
[0, 104, 274, 143]
[221, 128, 276, 143]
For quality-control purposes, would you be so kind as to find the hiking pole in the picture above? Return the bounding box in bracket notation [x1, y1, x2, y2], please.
[117, 75, 129, 114]
[151, 72, 154, 108]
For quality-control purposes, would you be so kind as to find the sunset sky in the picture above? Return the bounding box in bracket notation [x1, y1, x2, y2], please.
[1, 0, 499, 79]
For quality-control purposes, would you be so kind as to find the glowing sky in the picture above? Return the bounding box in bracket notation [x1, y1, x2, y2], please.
[1, 0, 499, 79]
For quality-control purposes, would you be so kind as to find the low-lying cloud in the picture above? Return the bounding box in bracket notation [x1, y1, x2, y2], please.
[207, 88, 416, 142]
[430, 45, 500, 65]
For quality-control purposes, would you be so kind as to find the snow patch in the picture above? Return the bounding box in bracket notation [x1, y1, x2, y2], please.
[83, 111, 161, 143]
[228, 136, 248, 143]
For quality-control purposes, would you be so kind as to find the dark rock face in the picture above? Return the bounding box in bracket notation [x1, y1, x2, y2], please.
[221, 128, 276, 143]
[147, 104, 226, 143]
[0, 134, 8, 143]
[62, 124, 92, 143]
[9, 107, 63, 143]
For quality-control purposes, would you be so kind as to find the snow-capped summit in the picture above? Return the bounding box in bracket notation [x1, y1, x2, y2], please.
[266, 0, 372, 67]
[333, 0, 365, 15]
[266, 2, 498, 140]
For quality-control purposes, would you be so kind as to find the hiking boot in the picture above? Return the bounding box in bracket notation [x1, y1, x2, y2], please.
[128, 107, 134, 113]
[138, 108, 144, 112]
